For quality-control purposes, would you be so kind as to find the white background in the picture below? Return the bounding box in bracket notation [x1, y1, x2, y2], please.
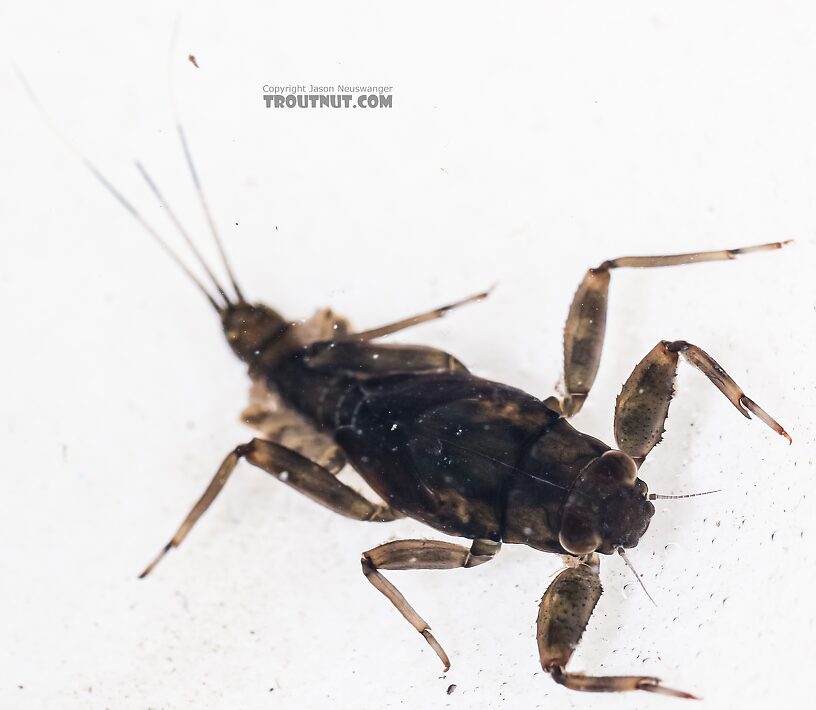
[1, 2, 814, 709]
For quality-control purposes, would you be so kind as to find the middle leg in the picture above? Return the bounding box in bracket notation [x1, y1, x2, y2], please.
[362, 538, 500, 670]
[560, 241, 789, 416]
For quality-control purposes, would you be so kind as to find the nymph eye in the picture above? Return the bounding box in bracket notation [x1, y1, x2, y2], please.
[558, 511, 601, 555]
[600, 450, 637, 484]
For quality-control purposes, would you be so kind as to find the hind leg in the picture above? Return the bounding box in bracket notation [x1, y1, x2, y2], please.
[139, 438, 402, 577]
[345, 288, 491, 341]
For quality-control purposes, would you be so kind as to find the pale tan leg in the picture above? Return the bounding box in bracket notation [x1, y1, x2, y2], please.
[361, 538, 500, 670]
[538, 555, 697, 698]
[305, 341, 466, 374]
[561, 241, 790, 417]
[614, 340, 790, 465]
[346, 288, 491, 341]
[241, 380, 346, 474]
[139, 438, 401, 578]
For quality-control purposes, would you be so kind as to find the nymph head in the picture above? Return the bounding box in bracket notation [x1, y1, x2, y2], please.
[558, 450, 656, 556]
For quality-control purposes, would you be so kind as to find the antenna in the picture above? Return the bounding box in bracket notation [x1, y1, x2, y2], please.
[649, 489, 722, 500]
[617, 546, 657, 607]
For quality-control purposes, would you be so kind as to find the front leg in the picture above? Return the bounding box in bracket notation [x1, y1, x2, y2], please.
[537, 554, 696, 698]
[561, 241, 789, 416]
[614, 340, 790, 465]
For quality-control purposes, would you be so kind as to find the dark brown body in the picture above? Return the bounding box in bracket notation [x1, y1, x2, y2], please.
[141, 243, 790, 700]
[23, 59, 791, 698]
[272, 342, 614, 553]
[25, 64, 790, 698]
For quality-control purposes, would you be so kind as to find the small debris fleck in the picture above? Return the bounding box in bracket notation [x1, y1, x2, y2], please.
[188, 54, 199, 68]
[446, 684, 457, 695]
